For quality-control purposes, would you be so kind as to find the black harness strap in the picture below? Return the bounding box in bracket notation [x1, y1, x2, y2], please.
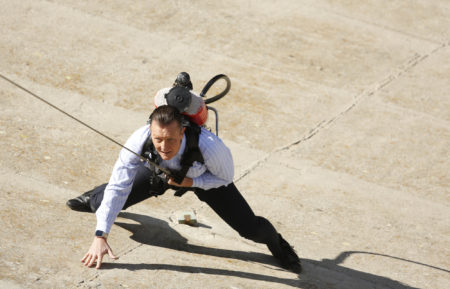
[172, 125, 204, 183]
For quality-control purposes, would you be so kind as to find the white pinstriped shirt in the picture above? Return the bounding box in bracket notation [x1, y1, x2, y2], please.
[95, 125, 234, 233]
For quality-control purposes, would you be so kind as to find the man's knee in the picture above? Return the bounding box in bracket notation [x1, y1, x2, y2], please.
[238, 216, 275, 244]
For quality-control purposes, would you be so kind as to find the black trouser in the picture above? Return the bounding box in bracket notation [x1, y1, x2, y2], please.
[89, 164, 283, 257]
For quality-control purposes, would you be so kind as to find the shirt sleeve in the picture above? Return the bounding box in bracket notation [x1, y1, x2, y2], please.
[192, 131, 234, 190]
[95, 126, 149, 233]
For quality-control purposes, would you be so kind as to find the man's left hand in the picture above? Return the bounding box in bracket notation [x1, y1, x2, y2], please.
[168, 177, 193, 187]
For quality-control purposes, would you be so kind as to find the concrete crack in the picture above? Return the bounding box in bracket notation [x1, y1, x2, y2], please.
[278, 41, 448, 153]
[75, 272, 100, 288]
[235, 41, 448, 182]
[235, 154, 270, 183]
[117, 243, 144, 258]
[73, 244, 143, 287]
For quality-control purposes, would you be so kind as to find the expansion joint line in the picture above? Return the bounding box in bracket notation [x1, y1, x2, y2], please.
[279, 41, 448, 153]
[235, 41, 448, 183]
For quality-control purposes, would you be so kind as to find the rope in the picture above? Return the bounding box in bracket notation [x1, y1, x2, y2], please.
[0, 73, 171, 175]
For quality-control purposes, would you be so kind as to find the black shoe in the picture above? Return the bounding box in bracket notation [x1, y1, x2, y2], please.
[276, 234, 302, 273]
[66, 191, 94, 212]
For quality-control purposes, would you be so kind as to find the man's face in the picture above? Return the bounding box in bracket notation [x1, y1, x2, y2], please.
[150, 120, 185, 160]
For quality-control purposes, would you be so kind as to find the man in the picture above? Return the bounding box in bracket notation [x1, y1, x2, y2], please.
[67, 104, 301, 273]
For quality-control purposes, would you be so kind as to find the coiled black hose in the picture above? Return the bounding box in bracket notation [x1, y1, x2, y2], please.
[200, 74, 231, 104]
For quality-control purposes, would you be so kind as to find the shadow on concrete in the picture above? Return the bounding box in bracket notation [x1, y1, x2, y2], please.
[101, 262, 312, 288]
[114, 212, 275, 266]
[110, 212, 425, 289]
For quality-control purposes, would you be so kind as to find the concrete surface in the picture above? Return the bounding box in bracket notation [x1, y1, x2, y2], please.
[0, 0, 449, 288]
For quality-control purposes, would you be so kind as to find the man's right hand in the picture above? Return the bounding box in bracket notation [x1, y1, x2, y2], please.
[81, 237, 118, 269]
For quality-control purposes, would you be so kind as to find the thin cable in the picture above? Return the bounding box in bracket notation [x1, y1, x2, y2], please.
[0, 73, 171, 175]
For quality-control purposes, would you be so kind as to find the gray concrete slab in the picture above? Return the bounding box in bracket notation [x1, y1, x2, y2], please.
[0, 0, 449, 288]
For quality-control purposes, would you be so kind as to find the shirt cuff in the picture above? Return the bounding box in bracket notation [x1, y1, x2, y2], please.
[95, 212, 113, 234]
[192, 176, 204, 189]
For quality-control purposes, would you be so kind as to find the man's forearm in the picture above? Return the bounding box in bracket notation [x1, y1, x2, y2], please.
[95, 186, 130, 233]
[168, 177, 193, 187]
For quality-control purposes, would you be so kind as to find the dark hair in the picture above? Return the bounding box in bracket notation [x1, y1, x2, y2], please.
[149, 105, 184, 128]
